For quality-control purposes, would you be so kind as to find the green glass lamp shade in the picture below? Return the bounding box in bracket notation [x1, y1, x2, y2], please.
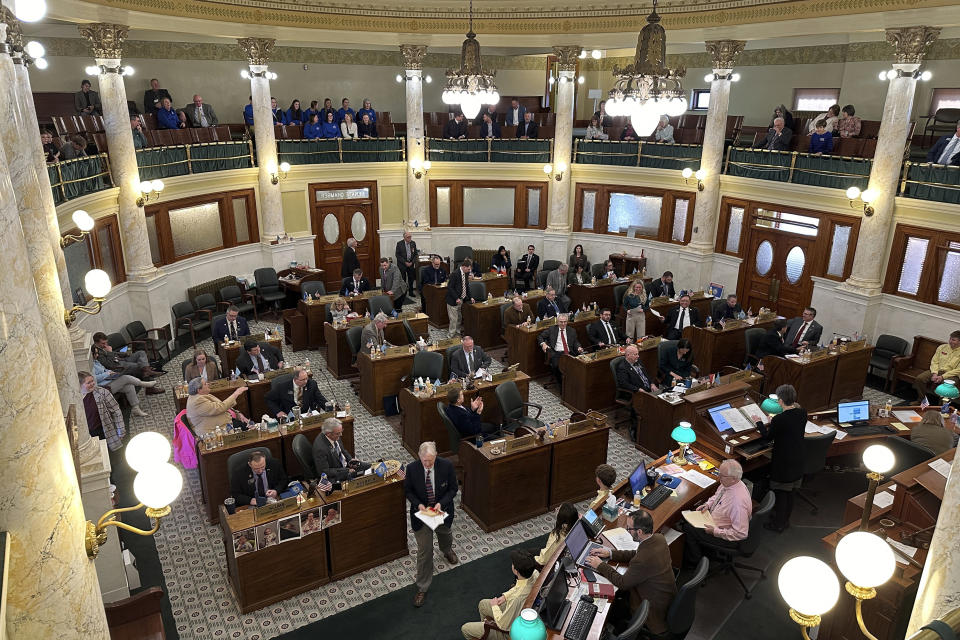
[670, 421, 696, 445]
[761, 394, 783, 415]
[510, 609, 547, 640]
[935, 380, 959, 400]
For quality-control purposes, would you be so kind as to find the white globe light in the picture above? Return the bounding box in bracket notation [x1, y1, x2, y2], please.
[241, 70, 250, 79]
[886, 69, 897, 80]
[14, 0, 47, 22]
[72, 209, 95, 231]
[559, 76, 568, 84]
[731, 73, 741, 82]
[667, 97, 687, 117]
[836, 532, 896, 589]
[34, 57, 48, 70]
[920, 70, 932, 81]
[125, 432, 172, 471]
[577, 76, 585, 84]
[152, 179, 165, 192]
[422, 160, 431, 171]
[579, 50, 587, 59]
[396, 74, 403, 83]
[862, 444, 894, 473]
[704, 73, 715, 83]
[681, 168, 693, 179]
[461, 95, 482, 119]
[694, 169, 706, 181]
[632, 108, 660, 136]
[425, 75, 433, 83]
[778, 556, 840, 617]
[84, 269, 112, 299]
[543, 164, 553, 174]
[549, 76, 555, 85]
[846, 186, 861, 200]
[556, 161, 567, 173]
[85, 65, 100, 76]
[25, 41, 45, 59]
[140, 181, 154, 194]
[279, 162, 291, 173]
[878, 71, 888, 81]
[123, 66, 135, 76]
[133, 463, 183, 510]
[591, 50, 602, 59]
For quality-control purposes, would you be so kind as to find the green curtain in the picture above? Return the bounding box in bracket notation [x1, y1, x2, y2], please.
[136, 147, 189, 180]
[48, 164, 64, 205]
[791, 154, 871, 190]
[277, 139, 340, 165]
[188, 142, 253, 173]
[903, 163, 960, 204]
[342, 138, 404, 163]
[638, 142, 702, 170]
[427, 138, 489, 162]
[726, 148, 792, 182]
[58, 156, 111, 201]
[574, 140, 639, 166]
[490, 139, 550, 164]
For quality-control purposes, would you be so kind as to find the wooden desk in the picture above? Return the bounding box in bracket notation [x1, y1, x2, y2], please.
[358, 340, 460, 416]
[296, 295, 339, 349]
[475, 272, 510, 300]
[174, 378, 249, 415]
[568, 280, 618, 313]
[345, 289, 390, 317]
[504, 315, 594, 379]
[558, 343, 657, 413]
[462, 297, 511, 348]
[609, 253, 647, 278]
[219, 334, 284, 377]
[278, 267, 325, 297]
[682, 316, 776, 374]
[323, 314, 430, 379]
[422, 283, 450, 328]
[830, 344, 875, 406]
[398, 372, 531, 456]
[762, 346, 874, 411]
[648, 294, 714, 338]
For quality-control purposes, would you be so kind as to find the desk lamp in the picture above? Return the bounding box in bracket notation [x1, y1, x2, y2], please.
[935, 379, 959, 409]
[761, 394, 783, 415]
[859, 444, 894, 531]
[670, 421, 696, 464]
[509, 609, 547, 640]
[835, 532, 896, 640]
[777, 556, 840, 639]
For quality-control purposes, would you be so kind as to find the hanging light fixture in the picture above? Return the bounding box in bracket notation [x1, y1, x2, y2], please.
[441, 0, 499, 120]
[606, 0, 686, 136]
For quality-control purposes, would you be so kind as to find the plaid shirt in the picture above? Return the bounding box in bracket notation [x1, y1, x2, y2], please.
[89, 386, 126, 451]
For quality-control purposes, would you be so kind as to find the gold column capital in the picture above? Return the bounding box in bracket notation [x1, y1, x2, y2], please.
[553, 46, 581, 71]
[399, 44, 427, 70]
[78, 23, 129, 60]
[885, 26, 940, 64]
[237, 37, 275, 66]
[705, 40, 746, 71]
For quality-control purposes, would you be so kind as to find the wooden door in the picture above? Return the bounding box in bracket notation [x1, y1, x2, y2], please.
[309, 182, 379, 293]
[741, 228, 815, 321]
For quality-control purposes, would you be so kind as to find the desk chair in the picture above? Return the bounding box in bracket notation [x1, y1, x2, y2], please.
[226, 447, 276, 492]
[591, 263, 605, 279]
[437, 402, 465, 481]
[610, 600, 650, 640]
[254, 267, 286, 319]
[345, 326, 364, 389]
[125, 320, 172, 363]
[446, 344, 463, 369]
[219, 284, 258, 321]
[269, 373, 294, 395]
[884, 435, 935, 476]
[794, 431, 836, 515]
[499, 302, 513, 362]
[495, 380, 544, 433]
[743, 328, 765, 368]
[710, 298, 727, 319]
[291, 433, 318, 479]
[701, 491, 774, 599]
[172, 300, 212, 349]
[639, 557, 708, 640]
[453, 245, 473, 269]
[468, 281, 486, 301]
[401, 319, 417, 344]
[536, 270, 550, 290]
[610, 356, 635, 429]
[401, 350, 443, 386]
[542, 259, 561, 273]
[613, 284, 629, 315]
[368, 294, 393, 318]
[302, 281, 326, 298]
[869, 334, 908, 392]
[195, 293, 217, 319]
[105, 586, 166, 640]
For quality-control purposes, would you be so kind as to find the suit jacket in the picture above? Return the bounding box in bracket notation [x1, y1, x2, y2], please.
[443, 119, 468, 139]
[647, 279, 676, 299]
[143, 88, 172, 114]
[230, 461, 288, 506]
[183, 103, 219, 127]
[446, 404, 484, 437]
[504, 104, 527, 126]
[757, 127, 792, 151]
[478, 120, 502, 138]
[395, 239, 419, 268]
[754, 328, 795, 360]
[341, 246, 361, 278]
[380, 263, 407, 298]
[360, 322, 386, 349]
[213, 315, 250, 345]
[663, 306, 702, 334]
[234, 343, 282, 376]
[545, 270, 568, 297]
[265, 377, 327, 417]
[404, 457, 457, 531]
[714, 302, 742, 322]
[926, 134, 960, 165]
[445, 268, 472, 306]
[516, 120, 539, 139]
[516, 253, 539, 280]
[450, 347, 492, 379]
[340, 276, 371, 297]
[537, 297, 568, 319]
[473, 109, 499, 126]
[594, 534, 677, 635]
[74, 90, 102, 114]
[784, 317, 823, 346]
[615, 357, 654, 392]
[504, 304, 533, 327]
[312, 434, 358, 482]
[184, 361, 221, 382]
[587, 319, 626, 346]
[659, 342, 695, 379]
[537, 325, 581, 355]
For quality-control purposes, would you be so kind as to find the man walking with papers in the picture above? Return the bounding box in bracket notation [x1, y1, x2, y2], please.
[680, 459, 752, 568]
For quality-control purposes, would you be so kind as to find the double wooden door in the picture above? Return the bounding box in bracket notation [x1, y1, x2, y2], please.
[741, 227, 815, 321]
[309, 182, 379, 294]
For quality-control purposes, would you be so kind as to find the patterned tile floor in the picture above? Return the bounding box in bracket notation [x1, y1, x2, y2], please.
[125, 298, 648, 640]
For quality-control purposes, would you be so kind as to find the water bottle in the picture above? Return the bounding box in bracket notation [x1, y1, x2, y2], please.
[705, 315, 712, 327]
[475, 433, 483, 448]
[633, 490, 642, 507]
[303, 290, 308, 302]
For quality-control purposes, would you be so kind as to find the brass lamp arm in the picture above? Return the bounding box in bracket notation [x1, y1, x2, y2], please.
[855, 598, 880, 640]
[60, 232, 88, 248]
[96, 502, 147, 529]
[64, 299, 104, 325]
[86, 502, 172, 558]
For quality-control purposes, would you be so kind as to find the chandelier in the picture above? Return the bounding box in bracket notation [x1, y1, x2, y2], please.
[441, 0, 499, 119]
[606, 0, 686, 136]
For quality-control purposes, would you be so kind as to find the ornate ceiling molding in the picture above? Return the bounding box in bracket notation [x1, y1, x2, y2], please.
[78, 23, 129, 60]
[237, 37, 275, 65]
[705, 40, 746, 71]
[885, 26, 940, 64]
[399, 44, 427, 70]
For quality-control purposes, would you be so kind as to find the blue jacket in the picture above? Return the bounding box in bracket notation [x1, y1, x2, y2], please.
[304, 122, 323, 139]
[156, 107, 180, 129]
[357, 108, 377, 124]
[213, 314, 250, 345]
[303, 108, 319, 123]
[809, 131, 833, 154]
[286, 108, 304, 125]
[927, 134, 960, 165]
[243, 104, 254, 125]
[336, 107, 355, 124]
[93, 360, 114, 385]
[446, 404, 483, 437]
[321, 122, 341, 138]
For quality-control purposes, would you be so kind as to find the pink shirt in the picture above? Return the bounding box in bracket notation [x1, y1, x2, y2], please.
[704, 480, 752, 541]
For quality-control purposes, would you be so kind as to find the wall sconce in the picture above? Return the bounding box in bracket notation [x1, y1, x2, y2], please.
[845, 186, 876, 217]
[64, 269, 112, 326]
[24, 41, 49, 70]
[86, 432, 182, 558]
[84, 63, 134, 76]
[412, 159, 431, 179]
[136, 179, 164, 207]
[704, 72, 741, 82]
[681, 167, 706, 191]
[270, 162, 291, 185]
[858, 444, 894, 530]
[835, 531, 896, 638]
[543, 162, 566, 181]
[60, 209, 95, 247]
[240, 69, 278, 80]
[778, 556, 841, 639]
[878, 68, 931, 81]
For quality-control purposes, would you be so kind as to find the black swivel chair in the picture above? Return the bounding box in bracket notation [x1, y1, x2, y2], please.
[437, 401, 466, 482]
[345, 325, 363, 369]
[452, 246, 473, 269]
[744, 328, 766, 368]
[124, 320, 171, 363]
[401, 350, 444, 386]
[610, 601, 650, 640]
[445, 344, 462, 367]
[254, 267, 286, 318]
[613, 284, 629, 314]
[536, 270, 550, 290]
[495, 380, 544, 433]
[794, 431, 836, 515]
[542, 259, 561, 273]
[885, 435, 936, 476]
[639, 557, 709, 640]
[468, 281, 486, 301]
[590, 263, 605, 279]
[291, 433, 318, 478]
[609, 356, 634, 428]
[499, 302, 513, 362]
[402, 319, 417, 344]
[302, 281, 326, 298]
[869, 334, 909, 392]
[701, 491, 775, 598]
[710, 298, 727, 319]
[368, 294, 393, 318]
[226, 446, 276, 493]
[219, 284, 258, 321]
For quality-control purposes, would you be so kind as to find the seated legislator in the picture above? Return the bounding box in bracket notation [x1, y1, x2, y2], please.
[913, 330, 960, 403]
[754, 319, 796, 360]
[538, 313, 583, 383]
[329, 296, 354, 323]
[185, 377, 249, 436]
[303, 113, 323, 139]
[536, 288, 567, 319]
[659, 338, 695, 383]
[504, 295, 533, 327]
[647, 271, 676, 299]
[445, 388, 499, 440]
[663, 294, 702, 340]
[785, 306, 823, 349]
[516, 112, 539, 139]
[568, 264, 589, 286]
[443, 113, 469, 139]
[312, 417, 370, 481]
[184, 94, 218, 127]
[534, 504, 578, 566]
[479, 112, 501, 139]
[755, 384, 806, 532]
[515, 245, 539, 292]
[491, 245, 511, 274]
[616, 345, 658, 394]
[585, 510, 677, 636]
[357, 113, 377, 139]
[341, 268, 371, 297]
[230, 451, 287, 506]
[213, 305, 250, 345]
[461, 550, 539, 640]
[379, 257, 408, 310]
[184, 349, 221, 382]
[714, 294, 743, 323]
[322, 111, 341, 138]
[599, 260, 618, 281]
[235, 340, 284, 377]
[361, 312, 390, 351]
[911, 410, 955, 456]
[265, 366, 328, 419]
[681, 459, 752, 568]
[450, 336, 492, 380]
[622, 279, 647, 341]
[587, 308, 627, 348]
[422, 255, 448, 285]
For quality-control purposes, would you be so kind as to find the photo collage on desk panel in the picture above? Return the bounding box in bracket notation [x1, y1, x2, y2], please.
[232, 503, 343, 555]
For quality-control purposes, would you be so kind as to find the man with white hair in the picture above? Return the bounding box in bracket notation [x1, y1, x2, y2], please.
[361, 312, 390, 350]
[405, 441, 459, 607]
[681, 459, 752, 568]
[757, 116, 792, 151]
[341, 237, 361, 279]
[311, 417, 369, 482]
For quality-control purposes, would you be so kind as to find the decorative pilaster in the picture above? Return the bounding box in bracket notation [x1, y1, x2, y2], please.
[688, 40, 745, 251]
[238, 37, 284, 241]
[401, 44, 429, 230]
[546, 45, 580, 232]
[78, 23, 157, 280]
[844, 26, 939, 295]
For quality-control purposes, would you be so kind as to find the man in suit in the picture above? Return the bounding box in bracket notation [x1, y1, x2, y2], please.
[235, 340, 284, 377]
[265, 367, 328, 419]
[926, 123, 960, 166]
[74, 79, 102, 115]
[647, 271, 676, 299]
[445, 388, 499, 439]
[538, 313, 583, 383]
[663, 294, 702, 340]
[421, 255, 447, 286]
[450, 336, 492, 379]
[784, 307, 823, 348]
[212, 306, 250, 345]
[143, 78, 172, 115]
[754, 319, 796, 361]
[341, 238, 361, 279]
[756, 117, 792, 151]
[184, 94, 219, 127]
[473, 104, 498, 127]
[588, 308, 627, 347]
[479, 113, 502, 139]
[230, 451, 287, 506]
[361, 312, 390, 350]
[714, 294, 742, 323]
[341, 268, 371, 297]
[406, 441, 459, 607]
[379, 257, 408, 310]
[503, 295, 533, 327]
[515, 245, 539, 292]
[585, 510, 677, 636]
[536, 288, 567, 319]
[545, 263, 570, 308]
[504, 98, 527, 126]
[616, 345, 657, 393]
[446, 259, 475, 337]
[516, 112, 539, 139]
[443, 113, 468, 139]
[395, 231, 419, 297]
[312, 417, 369, 482]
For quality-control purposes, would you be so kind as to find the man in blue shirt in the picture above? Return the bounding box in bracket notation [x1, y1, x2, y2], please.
[336, 98, 355, 124]
[156, 98, 183, 129]
[243, 96, 254, 125]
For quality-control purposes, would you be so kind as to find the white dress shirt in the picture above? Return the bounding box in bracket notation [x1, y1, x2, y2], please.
[674, 307, 690, 331]
[938, 136, 960, 165]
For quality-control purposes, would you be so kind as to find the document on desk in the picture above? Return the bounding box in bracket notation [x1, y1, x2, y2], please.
[872, 492, 894, 509]
[680, 469, 716, 488]
[414, 510, 447, 531]
[928, 458, 952, 478]
[739, 403, 770, 425]
[605, 528, 639, 552]
[718, 408, 756, 433]
[681, 510, 716, 529]
[893, 410, 923, 423]
[886, 537, 919, 563]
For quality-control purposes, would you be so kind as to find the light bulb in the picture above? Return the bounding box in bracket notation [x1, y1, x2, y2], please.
[579, 50, 587, 59]
[668, 97, 687, 117]
[835, 532, 896, 589]
[778, 556, 840, 617]
[543, 164, 553, 174]
[549, 76, 555, 85]
[461, 95, 481, 119]
[632, 108, 660, 137]
[862, 444, 894, 473]
[396, 74, 403, 83]
[152, 179, 165, 192]
[241, 70, 250, 79]
[731, 73, 741, 82]
[886, 69, 897, 80]
[139, 181, 154, 194]
[34, 57, 48, 70]
[704, 73, 715, 83]
[920, 70, 932, 81]
[681, 168, 693, 179]
[411, 159, 422, 172]
[879, 71, 888, 81]
[133, 462, 183, 509]
[591, 49, 602, 59]
[425, 75, 432, 83]
[25, 41, 45, 59]
[695, 169, 706, 181]
[125, 432, 172, 471]
[422, 160, 431, 171]
[84, 269, 112, 299]
[14, 0, 47, 22]
[123, 66, 135, 76]
[556, 161, 567, 173]
[72, 209, 95, 232]
[279, 162, 290, 173]
[846, 186, 861, 200]
[860, 189, 876, 204]
[559, 76, 568, 84]
[85, 65, 100, 76]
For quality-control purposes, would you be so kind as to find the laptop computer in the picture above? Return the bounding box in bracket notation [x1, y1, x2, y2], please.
[837, 400, 870, 426]
[565, 520, 603, 568]
[707, 403, 734, 432]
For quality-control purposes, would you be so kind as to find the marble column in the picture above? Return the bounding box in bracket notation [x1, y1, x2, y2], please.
[844, 26, 939, 295]
[238, 38, 284, 241]
[78, 23, 157, 281]
[689, 40, 745, 251]
[401, 44, 429, 230]
[546, 46, 579, 233]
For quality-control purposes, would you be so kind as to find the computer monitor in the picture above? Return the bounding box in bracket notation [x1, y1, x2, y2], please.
[707, 403, 734, 432]
[629, 461, 649, 495]
[563, 519, 590, 561]
[838, 400, 870, 423]
[537, 569, 571, 629]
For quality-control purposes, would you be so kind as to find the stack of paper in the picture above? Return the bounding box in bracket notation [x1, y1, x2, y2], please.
[718, 408, 758, 433]
[604, 527, 639, 551]
[680, 469, 716, 488]
[681, 510, 716, 529]
[872, 492, 894, 508]
[414, 510, 447, 531]
[892, 409, 923, 422]
[886, 537, 919, 563]
[929, 458, 952, 478]
[739, 403, 770, 425]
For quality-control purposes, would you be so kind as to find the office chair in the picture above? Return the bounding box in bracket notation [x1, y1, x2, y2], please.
[125, 320, 172, 362]
[536, 270, 550, 290]
[219, 284, 258, 321]
[542, 259, 561, 273]
[639, 557, 709, 639]
[226, 447, 276, 489]
[869, 334, 908, 392]
[254, 267, 286, 318]
[437, 402, 466, 483]
[468, 281, 487, 301]
[613, 284, 629, 314]
[499, 302, 513, 362]
[495, 380, 544, 433]
[402, 319, 417, 344]
[794, 431, 836, 515]
[884, 435, 935, 476]
[590, 263, 605, 279]
[172, 300, 212, 348]
[701, 491, 775, 598]
[291, 433, 318, 479]
[610, 600, 650, 640]
[743, 328, 765, 368]
[180, 353, 222, 381]
[368, 294, 393, 318]
[401, 350, 444, 386]
[345, 325, 363, 365]
[302, 281, 326, 298]
[452, 246, 473, 268]
[609, 356, 635, 429]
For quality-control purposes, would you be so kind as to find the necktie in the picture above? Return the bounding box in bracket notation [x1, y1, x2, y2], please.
[551, 301, 559, 314]
[939, 137, 960, 165]
[461, 273, 467, 299]
[635, 364, 649, 388]
[255, 472, 266, 497]
[792, 322, 808, 347]
[560, 329, 569, 354]
[198, 106, 208, 127]
[257, 354, 266, 372]
[406, 243, 411, 260]
[425, 469, 435, 506]
[677, 308, 686, 330]
[335, 441, 347, 466]
[467, 351, 474, 372]
[604, 322, 615, 344]
[230, 321, 237, 340]
[354, 279, 360, 294]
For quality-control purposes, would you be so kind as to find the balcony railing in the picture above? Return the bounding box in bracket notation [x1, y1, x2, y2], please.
[724, 147, 872, 191]
[900, 161, 960, 204]
[573, 140, 703, 171]
[277, 138, 405, 165]
[426, 138, 552, 164]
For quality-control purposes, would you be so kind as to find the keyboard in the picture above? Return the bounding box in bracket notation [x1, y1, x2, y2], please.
[564, 600, 598, 640]
[738, 439, 772, 455]
[640, 484, 672, 509]
[843, 424, 893, 437]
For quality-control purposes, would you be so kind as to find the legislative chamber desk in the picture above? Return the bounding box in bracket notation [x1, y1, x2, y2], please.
[341, 289, 392, 317]
[646, 293, 714, 339]
[608, 253, 647, 277]
[460, 415, 611, 532]
[681, 316, 776, 374]
[558, 341, 659, 413]
[357, 340, 461, 415]
[567, 275, 642, 314]
[198, 415, 355, 523]
[421, 273, 510, 329]
[216, 332, 285, 377]
[323, 313, 430, 379]
[504, 314, 594, 379]
[461, 289, 546, 349]
[277, 266, 325, 297]
[760, 342, 875, 411]
[398, 371, 532, 456]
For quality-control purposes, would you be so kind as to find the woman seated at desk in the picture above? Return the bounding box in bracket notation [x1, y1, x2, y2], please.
[755, 384, 805, 533]
[329, 296, 355, 323]
[184, 349, 221, 382]
[659, 338, 696, 384]
[911, 409, 955, 455]
[567, 263, 589, 286]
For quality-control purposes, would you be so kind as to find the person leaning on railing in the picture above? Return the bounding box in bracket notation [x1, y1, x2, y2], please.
[60, 134, 89, 160]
